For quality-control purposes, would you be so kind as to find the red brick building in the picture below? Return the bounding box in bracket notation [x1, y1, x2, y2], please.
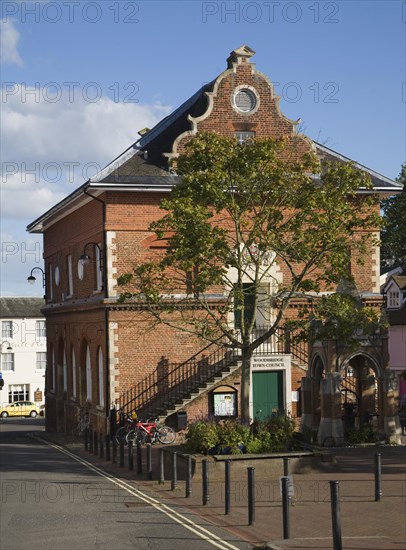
[27, 46, 402, 442]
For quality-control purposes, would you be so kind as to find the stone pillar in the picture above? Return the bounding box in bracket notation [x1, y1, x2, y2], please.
[300, 377, 313, 431]
[318, 372, 344, 446]
[382, 371, 401, 444]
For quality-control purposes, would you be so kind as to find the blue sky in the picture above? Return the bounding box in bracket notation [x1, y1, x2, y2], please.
[1, 0, 405, 296]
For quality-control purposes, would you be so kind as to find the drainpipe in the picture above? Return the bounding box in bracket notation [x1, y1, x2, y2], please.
[84, 189, 111, 434]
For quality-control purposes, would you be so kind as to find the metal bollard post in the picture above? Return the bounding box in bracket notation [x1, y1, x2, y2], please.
[136, 440, 142, 474]
[202, 459, 209, 505]
[89, 429, 94, 453]
[105, 435, 110, 461]
[283, 457, 290, 477]
[330, 481, 342, 550]
[225, 459, 231, 515]
[119, 440, 124, 467]
[282, 477, 291, 539]
[84, 428, 89, 451]
[146, 443, 152, 480]
[186, 455, 192, 498]
[99, 434, 104, 458]
[128, 440, 134, 470]
[94, 431, 98, 455]
[171, 451, 178, 490]
[374, 453, 382, 502]
[112, 437, 117, 464]
[159, 448, 165, 484]
[248, 467, 255, 526]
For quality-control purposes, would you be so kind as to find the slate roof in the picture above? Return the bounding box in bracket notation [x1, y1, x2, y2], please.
[0, 297, 45, 318]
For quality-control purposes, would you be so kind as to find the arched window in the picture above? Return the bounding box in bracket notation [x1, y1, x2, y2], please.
[63, 347, 67, 392]
[86, 345, 92, 401]
[51, 347, 56, 392]
[71, 346, 77, 398]
[98, 347, 104, 407]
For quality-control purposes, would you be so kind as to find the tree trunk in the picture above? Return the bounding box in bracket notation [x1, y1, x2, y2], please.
[240, 346, 252, 422]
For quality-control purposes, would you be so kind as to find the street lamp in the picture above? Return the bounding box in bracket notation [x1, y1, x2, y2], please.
[27, 267, 45, 287]
[79, 242, 103, 269]
[1, 341, 12, 351]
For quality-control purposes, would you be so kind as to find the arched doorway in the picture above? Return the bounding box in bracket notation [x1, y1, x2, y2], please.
[341, 353, 381, 431]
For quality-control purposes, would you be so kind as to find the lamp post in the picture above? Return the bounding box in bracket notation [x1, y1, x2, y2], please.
[79, 242, 103, 268]
[27, 267, 45, 287]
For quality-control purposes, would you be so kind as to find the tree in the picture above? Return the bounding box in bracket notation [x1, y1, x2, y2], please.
[118, 132, 381, 421]
[380, 164, 406, 272]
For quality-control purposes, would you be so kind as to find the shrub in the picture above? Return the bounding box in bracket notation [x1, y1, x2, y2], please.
[184, 415, 295, 454]
[346, 425, 381, 444]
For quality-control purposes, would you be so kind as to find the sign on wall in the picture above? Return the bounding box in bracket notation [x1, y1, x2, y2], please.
[213, 393, 236, 416]
[252, 355, 291, 371]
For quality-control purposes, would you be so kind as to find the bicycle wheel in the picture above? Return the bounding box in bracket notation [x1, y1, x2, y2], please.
[126, 429, 140, 444]
[115, 426, 127, 445]
[157, 425, 176, 444]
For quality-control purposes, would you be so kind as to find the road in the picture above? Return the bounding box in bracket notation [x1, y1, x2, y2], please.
[0, 419, 250, 550]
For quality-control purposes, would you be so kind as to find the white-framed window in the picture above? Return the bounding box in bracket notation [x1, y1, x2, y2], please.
[95, 244, 103, 292]
[98, 347, 104, 407]
[36, 320, 46, 338]
[2, 321, 13, 339]
[63, 348, 67, 392]
[8, 384, 29, 403]
[66, 255, 73, 297]
[71, 347, 77, 399]
[36, 352, 47, 370]
[388, 290, 400, 308]
[235, 131, 255, 144]
[86, 345, 92, 401]
[2, 353, 15, 371]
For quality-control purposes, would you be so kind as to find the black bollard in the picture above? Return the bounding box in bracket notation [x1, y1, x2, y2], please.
[330, 481, 342, 550]
[128, 440, 134, 470]
[186, 455, 192, 498]
[119, 440, 124, 467]
[248, 467, 255, 526]
[202, 459, 209, 505]
[99, 434, 104, 458]
[159, 448, 165, 484]
[84, 428, 88, 451]
[136, 440, 142, 474]
[94, 431, 98, 455]
[112, 437, 117, 464]
[105, 435, 110, 461]
[375, 453, 382, 502]
[171, 451, 178, 490]
[89, 429, 94, 453]
[283, 457, 290, 477]
[282, 477, 291, 539]
[146, 443, 152, 480]
[225, 459, 231, 515]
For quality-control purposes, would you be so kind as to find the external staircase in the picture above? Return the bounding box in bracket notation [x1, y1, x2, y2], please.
[115, 327, 308, 423]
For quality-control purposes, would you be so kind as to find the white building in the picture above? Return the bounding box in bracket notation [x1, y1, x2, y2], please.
[1, 298, 46, 411]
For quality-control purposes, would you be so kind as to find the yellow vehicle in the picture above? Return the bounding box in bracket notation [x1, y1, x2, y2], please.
[0, 401, 40, 418]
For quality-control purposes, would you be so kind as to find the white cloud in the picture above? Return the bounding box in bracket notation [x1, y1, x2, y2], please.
[0, 19, 23, 66]
[1, 86, 172, 220]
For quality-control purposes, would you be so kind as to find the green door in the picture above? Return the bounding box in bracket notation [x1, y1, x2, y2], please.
[252, 371, 284, 421]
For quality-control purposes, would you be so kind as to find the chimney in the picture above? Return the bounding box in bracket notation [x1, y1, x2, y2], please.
[226, 45, 256, 68]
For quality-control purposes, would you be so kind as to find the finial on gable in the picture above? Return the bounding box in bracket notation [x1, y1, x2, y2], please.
[227, 45, 256, 68]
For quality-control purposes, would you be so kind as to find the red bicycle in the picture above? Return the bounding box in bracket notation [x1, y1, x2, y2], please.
[126, 418, 175, 445]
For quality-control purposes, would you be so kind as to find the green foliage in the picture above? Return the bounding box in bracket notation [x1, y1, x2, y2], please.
[381, 164, 406, 271]
[345, 425, 381, 444]
[184, 416, 295, 454]
[184, 420, 219, 454]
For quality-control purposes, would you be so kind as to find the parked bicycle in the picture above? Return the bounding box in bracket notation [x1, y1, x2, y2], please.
[74, 412, 90, 437]
[126, 418, 176, 445]
[115, 416, 137, 445]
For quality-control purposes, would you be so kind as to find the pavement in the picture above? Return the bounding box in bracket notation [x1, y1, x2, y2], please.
[38, 431, 406, 550]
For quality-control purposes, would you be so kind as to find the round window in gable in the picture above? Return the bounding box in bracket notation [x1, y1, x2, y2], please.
[234, 88, 257, 113]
